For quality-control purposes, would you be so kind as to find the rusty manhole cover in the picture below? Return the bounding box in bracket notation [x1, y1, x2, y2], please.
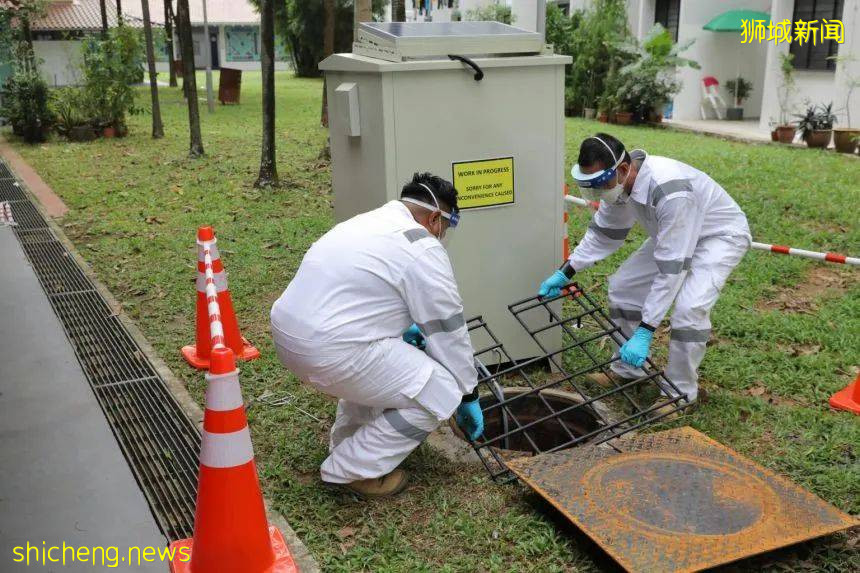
[507, 427, 858, 573]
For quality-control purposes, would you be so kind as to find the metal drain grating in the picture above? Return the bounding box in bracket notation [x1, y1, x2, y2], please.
[0, 179, 27, 201]
[6, 199, 48, 230]
[4, 162, 200, 541]
[0, 161, 13, 179]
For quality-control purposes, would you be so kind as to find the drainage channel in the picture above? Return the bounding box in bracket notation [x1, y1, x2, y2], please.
[1, 166, 200, 541]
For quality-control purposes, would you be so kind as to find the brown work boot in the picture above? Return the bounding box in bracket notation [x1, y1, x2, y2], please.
[586, 371, 638, 388]
[338, 469, 409, 499]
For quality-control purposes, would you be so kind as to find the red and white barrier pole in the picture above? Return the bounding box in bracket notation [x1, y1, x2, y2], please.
[201, 242, 227, 350]
[563, 194, 859, 267]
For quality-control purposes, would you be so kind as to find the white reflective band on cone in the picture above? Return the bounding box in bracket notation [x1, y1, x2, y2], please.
[197, 240, 220, 262]
[199, 427, 254, 468]
[196, 271, 228, 292]
[204, 370, 244, 411]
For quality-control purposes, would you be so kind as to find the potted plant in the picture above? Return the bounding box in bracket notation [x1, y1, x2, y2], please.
[725, 77, 752, 120]
[767, 117, 778, 141]
[828, 54, 860, 153]
[795, 102, 837, 148]
[613, 24, 699, 125]
[50, 87, 97, 142]
[775, 53, 798, 144]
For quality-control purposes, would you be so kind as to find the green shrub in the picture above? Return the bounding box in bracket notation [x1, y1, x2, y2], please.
[50, 87, 92, 135]
[613, 23, 699, 121]
[80, 26, 144, 131]
[0, 64, 52, 143]
[464, 2, 513, 24]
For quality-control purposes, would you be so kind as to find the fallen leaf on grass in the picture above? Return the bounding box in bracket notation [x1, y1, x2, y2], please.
[144, 216, 164, 225]
[339, 540, 355, 554]
[336, 526, 355, 539]
[748, 386, 767, 397]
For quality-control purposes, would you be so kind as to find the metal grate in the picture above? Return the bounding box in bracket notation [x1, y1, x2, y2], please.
[0, 179, 28, 201]
[6, 199, 48, 230]
[5, 161, 200, 541]
[465, 283, 689, 481]
[0, 161, 13, 179]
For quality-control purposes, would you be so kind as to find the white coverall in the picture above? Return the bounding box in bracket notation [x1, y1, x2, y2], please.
[270, 200, 477, 483]
[569, 151, 751, 401]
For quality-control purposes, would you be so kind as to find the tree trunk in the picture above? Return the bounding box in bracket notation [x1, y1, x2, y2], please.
[99, 0, 108, 36]
[165, 0, 177, 87]
[393, 0, 406, 22]
[141, 0, 163, 138]
[354, 0, 372, 32]
[320, 0, 335, 128]
[116, 0, 123, 25]
[177, 0, 204, 156]
[254, 0, 278, 187]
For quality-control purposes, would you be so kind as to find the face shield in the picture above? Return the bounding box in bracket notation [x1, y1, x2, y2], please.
[571, 136, 627, 204]
[401, 183, 460, 244]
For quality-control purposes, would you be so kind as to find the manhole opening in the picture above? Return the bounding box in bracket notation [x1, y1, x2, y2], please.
[453, 387, 602, 453]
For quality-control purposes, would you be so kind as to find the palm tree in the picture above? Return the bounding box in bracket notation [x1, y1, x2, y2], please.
[393, 0, 406, 22]
[320, 0, 335, 128]
[99, 0, 108, 36]
[164, 0, 177, 87]
[176, 0, 203, 156]
[254, 0, 278, 187]
[140, 0, 163, 138]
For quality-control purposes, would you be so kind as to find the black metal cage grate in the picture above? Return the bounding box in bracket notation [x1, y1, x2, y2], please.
[465, 283, 689, 481]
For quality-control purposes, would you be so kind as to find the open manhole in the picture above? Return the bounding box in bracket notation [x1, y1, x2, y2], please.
[451, 387, 603, 460]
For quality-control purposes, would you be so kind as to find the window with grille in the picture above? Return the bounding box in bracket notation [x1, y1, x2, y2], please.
[789, 0, 843, 71]
[655, 0, 680, 41]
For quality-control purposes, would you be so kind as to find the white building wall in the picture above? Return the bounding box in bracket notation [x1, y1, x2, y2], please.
[33, 41, 84, 87]
[671, 0, 771, 121]
[759, 0, 860, 130]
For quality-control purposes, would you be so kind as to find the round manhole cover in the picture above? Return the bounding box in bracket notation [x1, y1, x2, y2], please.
[583, 453, 779, 536]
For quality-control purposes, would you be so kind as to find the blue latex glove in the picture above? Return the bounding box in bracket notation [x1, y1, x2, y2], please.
[619, 326, 654, 368]
[538, 269, 568, 298]
[456, 399, 484, 441]
[402, 323, 425, 350]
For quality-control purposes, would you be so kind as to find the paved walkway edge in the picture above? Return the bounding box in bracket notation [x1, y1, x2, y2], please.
[1, 142, 320, 573]
[0, 137, 69, 217]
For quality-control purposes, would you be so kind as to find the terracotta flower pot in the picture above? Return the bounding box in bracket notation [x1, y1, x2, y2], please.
[648, 111, 663, 124]
[103, 126, 116, 138]
[804, 129, 832, 148]
[776, 125, 796, 144]
[770, 130, 779, 142]
[598, 112, 609, 123]
[615, 111, 634, 125]
[833, 128, 860, 154]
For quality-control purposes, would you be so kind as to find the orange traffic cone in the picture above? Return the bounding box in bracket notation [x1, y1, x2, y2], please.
[169, 347, 297, 573]
[829, 372, 860, 414]
[182, 226, 259, 370]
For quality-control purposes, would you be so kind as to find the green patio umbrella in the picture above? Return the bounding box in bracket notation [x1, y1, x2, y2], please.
[703, 9, 771, 108]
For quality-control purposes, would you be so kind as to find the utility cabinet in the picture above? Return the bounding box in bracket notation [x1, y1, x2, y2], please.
[321, 22, 571, 360]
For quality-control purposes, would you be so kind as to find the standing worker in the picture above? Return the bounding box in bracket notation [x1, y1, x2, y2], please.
[539, 133, 750, 413]
[271, 173, 483, 498]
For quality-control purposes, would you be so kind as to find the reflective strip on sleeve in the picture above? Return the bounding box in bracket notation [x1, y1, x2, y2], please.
[417, 312, 465, 336]
[204, 370, 244, 411]
[650, 179, 692, 207]
[670, 328, 711, 343]
[587, 221, 631, 241]
[383, 409, 430, 442]
[609, 307, 643, 322]
[199, 427, 254, 468]
[655, 257, 692, 274]
[403, 228, 432, 243]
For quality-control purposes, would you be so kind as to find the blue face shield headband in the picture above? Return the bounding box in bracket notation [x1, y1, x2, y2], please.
[401, 183, 460, 228]
[571, 136, 625, 189]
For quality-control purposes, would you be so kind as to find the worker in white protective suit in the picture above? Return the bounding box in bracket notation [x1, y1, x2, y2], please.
[270, 173, 482, 498]
[538, 133, 750, 415]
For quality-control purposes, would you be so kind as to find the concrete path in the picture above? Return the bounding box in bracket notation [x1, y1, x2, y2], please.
[0, 225, 167, 572]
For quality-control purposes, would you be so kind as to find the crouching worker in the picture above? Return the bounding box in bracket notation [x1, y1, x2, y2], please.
[539, 133, 750, 415]
[270, 173, 483, 498]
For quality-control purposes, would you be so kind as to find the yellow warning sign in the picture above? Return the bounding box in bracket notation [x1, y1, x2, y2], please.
[452, 157, 514, 210]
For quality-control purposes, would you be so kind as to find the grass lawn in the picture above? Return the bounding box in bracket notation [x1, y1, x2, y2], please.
[8, 71, 859, 572]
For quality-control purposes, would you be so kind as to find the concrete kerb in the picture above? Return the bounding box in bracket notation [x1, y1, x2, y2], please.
[0, 147, 320, 573]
